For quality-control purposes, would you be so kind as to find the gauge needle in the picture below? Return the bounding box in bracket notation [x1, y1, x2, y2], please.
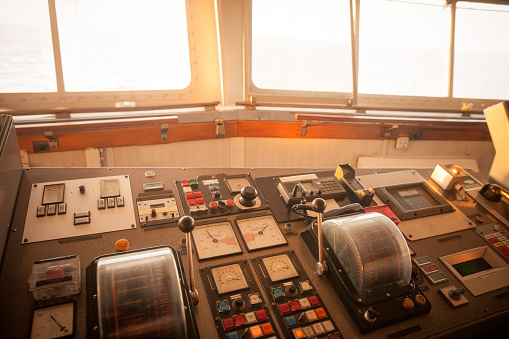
[50, 315, 68, 332]
[206, 230, 218, 243]
[258, 224, 269, 235]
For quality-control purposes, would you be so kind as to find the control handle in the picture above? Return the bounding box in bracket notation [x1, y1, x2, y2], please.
[179, 215, 199, 305]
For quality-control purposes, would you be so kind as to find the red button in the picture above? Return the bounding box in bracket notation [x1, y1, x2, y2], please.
[194, 191, 203, 198]
[182, 180, 190, 186]
[234, 315, 246, 326]
[196, 198, 205, 204]
[209, 201, 218, 209]
[289, 300, 301, 311]
[186, 193, 194, 199]
[255, 310, 268, 321]
[226, 199, 234, 207]
[278, 303, 291, 314]
[187, 199, 196, 206]
[223, 318, 235, 330]
[489, 238, 499, 243]
[498, 246, 508, 252]
[308, 296, 319, 306]
[329, 334, 341, 339]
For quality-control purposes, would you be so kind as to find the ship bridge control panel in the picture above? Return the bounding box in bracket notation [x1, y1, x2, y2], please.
[0, 165, 508, 339]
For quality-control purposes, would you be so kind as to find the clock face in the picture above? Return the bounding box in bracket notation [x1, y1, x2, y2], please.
[31, 302, 74, 339]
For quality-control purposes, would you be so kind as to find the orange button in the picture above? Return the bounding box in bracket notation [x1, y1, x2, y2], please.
[115, 239, 130, 251]
[249, 325, 263, 338]
[315, 307, 327, 319]
[260, 322, 274, 335]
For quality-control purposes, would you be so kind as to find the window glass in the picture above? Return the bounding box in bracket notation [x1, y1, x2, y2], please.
[358, 0, 450, 97]
[251, 0, 352, 93]
[0, 0, 57, 92]
[56, 0, 191, 91]
[454, 2, 509, 100]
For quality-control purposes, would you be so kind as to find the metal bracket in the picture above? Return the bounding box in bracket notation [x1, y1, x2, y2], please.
[160, 124, 168, 140]
[215, 119, 224, 138]
[301, 121, 311, 136]
[44, 131, 59, 149]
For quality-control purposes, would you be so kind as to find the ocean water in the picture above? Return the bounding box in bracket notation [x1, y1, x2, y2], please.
[1, 24, 508, 100]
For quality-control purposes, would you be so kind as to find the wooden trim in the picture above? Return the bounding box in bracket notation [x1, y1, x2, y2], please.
[16, 120, 490, 154]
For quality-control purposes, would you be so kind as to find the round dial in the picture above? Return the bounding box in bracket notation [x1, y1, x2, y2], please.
[31, 302, 74, 338]
[236, 215, 287, 251]
[192, 222, 242, 260]
[262, 253, 299, 282]
[226, 177, 250, 193]
[211, 263, 249, 295]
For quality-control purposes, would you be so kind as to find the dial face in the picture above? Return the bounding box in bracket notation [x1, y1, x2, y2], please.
[236, 215, 287, 251]
[42, 184, 65, 205]
[100, 179, 120, 198]
[211, 263, 249, 295]
[192, 222, 242, 260]
[31, 302, 74, 338]
[262, 254, 299, 282]
[226, 176, 250, 193]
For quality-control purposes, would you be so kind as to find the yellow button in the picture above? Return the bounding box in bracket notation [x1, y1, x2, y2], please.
[249, 325, 263, 338]
[292, 328, 306, 339]
[115, 239, 130, 251]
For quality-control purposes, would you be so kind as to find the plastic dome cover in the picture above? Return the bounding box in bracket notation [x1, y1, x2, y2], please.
[322, 212, 411, 299]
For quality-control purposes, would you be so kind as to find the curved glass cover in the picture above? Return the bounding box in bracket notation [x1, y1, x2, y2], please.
[322, 212, 411, 299]
[96, 247, 187, 338]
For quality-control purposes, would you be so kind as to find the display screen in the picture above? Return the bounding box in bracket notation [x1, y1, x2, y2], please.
[302, 181, 315, 191]
[96, 248, 187, 338]
[453, 257, 493, 277]
[388, 186, 438, 210]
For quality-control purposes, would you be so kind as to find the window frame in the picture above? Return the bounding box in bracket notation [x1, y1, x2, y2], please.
[244, 0, 506, 114]
[0, 0, 222, 113]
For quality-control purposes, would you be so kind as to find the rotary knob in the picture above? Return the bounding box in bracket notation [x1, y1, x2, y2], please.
[239, 186, 257, 207]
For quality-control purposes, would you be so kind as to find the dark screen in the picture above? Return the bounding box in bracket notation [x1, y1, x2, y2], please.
[453, 257, 492, 277]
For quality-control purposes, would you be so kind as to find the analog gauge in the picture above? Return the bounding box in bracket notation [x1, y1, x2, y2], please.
[236, 215, 287, 251]
[262, 253, 299, 282]
[192, 222, 242, 260]
[211, 263, 249, 295]
[226, 176, 251, 193]
[30, 302, 74, 338]
[42, 184, 65, 205]
[100, 179, 120, 198]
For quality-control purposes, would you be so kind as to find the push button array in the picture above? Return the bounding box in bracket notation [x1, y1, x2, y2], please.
[36, 203, 67, 217]
[485, 233, 509, 258]
[185, 191, 207, 212]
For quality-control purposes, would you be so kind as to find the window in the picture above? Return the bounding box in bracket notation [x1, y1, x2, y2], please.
[56, 0, 191, 92]
[0, 0, 56, 92]
[453, 2, 509, 100]
[251, 0, 352, 93]
[358, 0, 450, 97]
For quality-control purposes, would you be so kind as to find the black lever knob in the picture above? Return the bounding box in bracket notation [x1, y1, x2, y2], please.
[311, 198, 326, 213]
[178, 215, 195, 233]
[239, 186, 257, 207]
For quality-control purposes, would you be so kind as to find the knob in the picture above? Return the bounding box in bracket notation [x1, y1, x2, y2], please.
[402, 297, 414, 310]
[179, 215, 195, 233]
[364, 307, 379, 323]
[239, 186, 257, 207]
[233, 297, 245, 310]
[311, 198, 326, 213]
[449, 288, 466, 300]
[79, 185, 86, 194]
[285, 284, 298, 296]
[151, 209, 157, 217]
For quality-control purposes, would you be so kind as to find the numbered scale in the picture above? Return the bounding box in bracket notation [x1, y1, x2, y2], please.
[200, 261, 281, 339]
[252, 251, 343, 339]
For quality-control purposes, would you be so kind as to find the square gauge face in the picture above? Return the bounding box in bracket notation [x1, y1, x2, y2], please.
[236, 215, 287, 251]
[211, 263, 249, 295]
[42, 183, 65, 205]
[261, 253, 299, 282]
[225, 176, 251, 194]
[191, 222, 243, 260]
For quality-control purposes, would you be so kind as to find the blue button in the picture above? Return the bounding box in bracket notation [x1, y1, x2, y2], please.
[285, 315, 298, 328]
[226, 331, 240, 339]
[273, 288, 284, 298]
[218, 300, 230, 312]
